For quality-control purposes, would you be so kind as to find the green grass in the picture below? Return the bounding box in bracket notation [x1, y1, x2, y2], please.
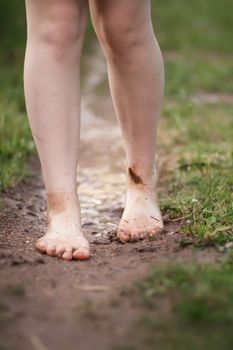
[139, 260, 233, 350]
[151, 0, 233, 98]
[151, 0, 233, 247]
[0, 62, 35, 191]
[0, 2, 34, 191]
[159, 100, 233, 246]
[152, 0, 233, 54]
[114, 256, 233, 350]
[0, 2, 26, 61]
[165, 56, 233, 97]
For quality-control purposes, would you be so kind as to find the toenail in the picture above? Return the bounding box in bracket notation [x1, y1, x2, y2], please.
[47, 247, 56, 256]
[57, 250, 65, 258]
[36, 242, 47, 253]
[73, 248, 90, 260]
[118, 232, 130, 242]
[62, 251, 73, 260]
[56, 246, 65, 257]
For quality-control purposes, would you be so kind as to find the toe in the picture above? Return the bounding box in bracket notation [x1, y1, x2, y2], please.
[62, 249, 73, 261]
[117, 230, 131, 242]
[46, 244, 56, 256]
[130, 232, 140, 242]
[72, 246, 90, 261]
[139, 232, 146, 240]
[36, 240, 47, 253]
[148, 228, 159, 238]
[56, 246, 66, 258]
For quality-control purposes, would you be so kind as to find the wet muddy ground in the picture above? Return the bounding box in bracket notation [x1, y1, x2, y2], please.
[0, 49, 222, 350]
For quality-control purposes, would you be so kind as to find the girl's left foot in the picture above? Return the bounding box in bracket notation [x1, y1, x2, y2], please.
[117, 167, 164, 242]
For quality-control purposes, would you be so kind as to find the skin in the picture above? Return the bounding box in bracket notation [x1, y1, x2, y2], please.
[89, 0, 164, 241]
[24, 0, 164, 260]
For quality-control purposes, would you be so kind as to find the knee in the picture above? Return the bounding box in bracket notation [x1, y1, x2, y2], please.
[35, 4, 87, 54]
[94, 14, 150, 63]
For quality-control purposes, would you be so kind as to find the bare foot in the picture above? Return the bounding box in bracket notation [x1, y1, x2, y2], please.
[36, 193, 90, 260]
[117, 167, 164, 242]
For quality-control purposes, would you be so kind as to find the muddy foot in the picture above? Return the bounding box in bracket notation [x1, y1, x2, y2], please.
[36, 193, 90, 261]
[117, 168, 164, 242]
[36, 230, 90, 261]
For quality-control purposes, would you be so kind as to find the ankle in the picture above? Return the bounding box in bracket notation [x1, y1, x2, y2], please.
[47, 191, 80, 217]
[126, 164, 158, 192]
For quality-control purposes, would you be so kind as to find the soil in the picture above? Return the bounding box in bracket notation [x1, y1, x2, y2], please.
[0, 48, 222, 350]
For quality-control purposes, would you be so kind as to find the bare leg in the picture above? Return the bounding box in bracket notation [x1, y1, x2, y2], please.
[90, 0, 164, 241]
[24, 0, 90, 259]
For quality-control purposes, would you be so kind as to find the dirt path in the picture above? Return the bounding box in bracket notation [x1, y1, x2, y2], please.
[0, 48, 221, 350]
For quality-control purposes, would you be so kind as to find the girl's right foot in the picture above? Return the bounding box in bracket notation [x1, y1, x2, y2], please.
[36, 192, 90, 261]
